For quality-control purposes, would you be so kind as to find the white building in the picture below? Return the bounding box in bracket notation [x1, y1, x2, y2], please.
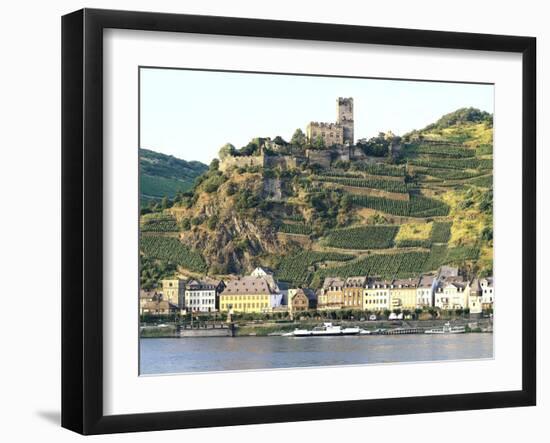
[416, 274, 436, 308]
[251, 267, 272, 278]
[184, 279, 222, 312]
[468, 278, 483, 314]
[435, 278, 469, 310]
[480, 277, 494, 309]
[270, 293, 285, 310]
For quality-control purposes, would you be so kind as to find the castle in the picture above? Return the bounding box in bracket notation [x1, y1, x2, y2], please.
[306, 98, 354, 147]
[218, 97, 397, 172]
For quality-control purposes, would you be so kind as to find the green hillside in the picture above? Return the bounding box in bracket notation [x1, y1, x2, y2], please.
[139, 108, 493, 289]
[139, 148, 208, 207]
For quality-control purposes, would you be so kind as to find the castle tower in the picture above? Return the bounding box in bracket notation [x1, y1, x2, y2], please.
[336, 97, 354, 144]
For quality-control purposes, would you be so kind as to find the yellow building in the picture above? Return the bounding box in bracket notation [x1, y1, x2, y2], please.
[389, 278, 419, 310]
[161, 279, 185, 308]
[317, 277, 345, 310]
[363, 279, 391, 312]
[219, 276, 274, 313]
[343, 276, 366, 309]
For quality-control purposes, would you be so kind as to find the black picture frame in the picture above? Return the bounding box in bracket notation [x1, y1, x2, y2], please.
[62, 8, 536, 435]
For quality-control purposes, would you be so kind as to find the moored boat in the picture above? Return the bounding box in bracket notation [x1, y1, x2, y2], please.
[425, 322, 466, 334]
[283, 322, 362, 337]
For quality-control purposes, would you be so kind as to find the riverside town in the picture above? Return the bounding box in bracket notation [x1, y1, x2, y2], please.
[139, 96, 494, 340]
[140, 265, 494, 337]
[139, 86, 494, 371]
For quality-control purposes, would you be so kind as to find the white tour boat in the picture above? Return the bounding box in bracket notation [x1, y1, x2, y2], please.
[425, 322, 466, 334]
[283, 322, 362, 337]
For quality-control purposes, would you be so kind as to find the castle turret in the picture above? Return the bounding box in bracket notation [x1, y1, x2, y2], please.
[336, 97, 354, 144]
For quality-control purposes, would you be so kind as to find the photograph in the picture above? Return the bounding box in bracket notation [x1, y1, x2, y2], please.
[138, 68, 495, 375]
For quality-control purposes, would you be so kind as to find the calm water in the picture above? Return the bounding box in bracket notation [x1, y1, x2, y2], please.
[140, 334, 493, 375]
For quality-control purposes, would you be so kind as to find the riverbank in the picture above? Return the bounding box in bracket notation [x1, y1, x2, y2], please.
[140, 318, 493, 338]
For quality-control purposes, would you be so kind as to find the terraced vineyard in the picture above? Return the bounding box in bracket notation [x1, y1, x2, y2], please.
[319, 164, 405, 178]
[394, 238, 432, 248]
[405, 144, 476, 158]
[446, 245, 480, 262]
[467, 174, 493, 188]
[140, 236, 207, 273]
[317, 170, 364, 179]
[350, 194, 450, 217]
[315, 175, 408, 193]
[477, 144, 493, 155]
[414, 167, 483, 181]
[422, 244, 449, 272]
[283, 213, 305, 222]
[323, 225, 398, 249]
[351, 162, 406, 177]
[314, 251, 430, 282]
[276, 251, 355, 286]
[312, 241, 479, 284]
[410, 157, 493, 170]
[278, 222, 312, 236]
[140, 215, 179, 232]
[430, 222, 452, 243]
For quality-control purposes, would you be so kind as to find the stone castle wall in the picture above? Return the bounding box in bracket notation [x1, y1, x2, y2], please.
[220, 153, 302, 173]
[306, 149, 332, 168]
[265, 155, 298, 170]
[219, 154, 265, 172]
[334, 146, 350, 162]
[306, 122, 344, 147]
[349, 146, 367, 161]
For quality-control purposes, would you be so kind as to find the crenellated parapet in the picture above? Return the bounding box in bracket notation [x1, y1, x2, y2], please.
[219, 153, 266, 172]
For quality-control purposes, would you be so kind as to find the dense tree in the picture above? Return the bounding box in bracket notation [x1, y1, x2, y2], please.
[218, 143, 236, 159]
[272, 135, 288, 145]
[209, 158, 220, 171]
[356, 133, 391, 157]
[237, 137, 266, 156]
[313, 135, 325, 149]
[290, 128, 306, 147]
[202, 173, 226, 193]
[424, 107, 493, 130]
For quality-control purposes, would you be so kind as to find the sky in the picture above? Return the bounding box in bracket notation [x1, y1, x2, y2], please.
[140, 68, 493, 165]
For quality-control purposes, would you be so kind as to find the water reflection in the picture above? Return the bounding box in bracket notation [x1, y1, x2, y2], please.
[140, 334, 494, 375]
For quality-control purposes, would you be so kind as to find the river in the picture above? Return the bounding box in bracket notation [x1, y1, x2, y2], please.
[140, 333, 493, 375]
